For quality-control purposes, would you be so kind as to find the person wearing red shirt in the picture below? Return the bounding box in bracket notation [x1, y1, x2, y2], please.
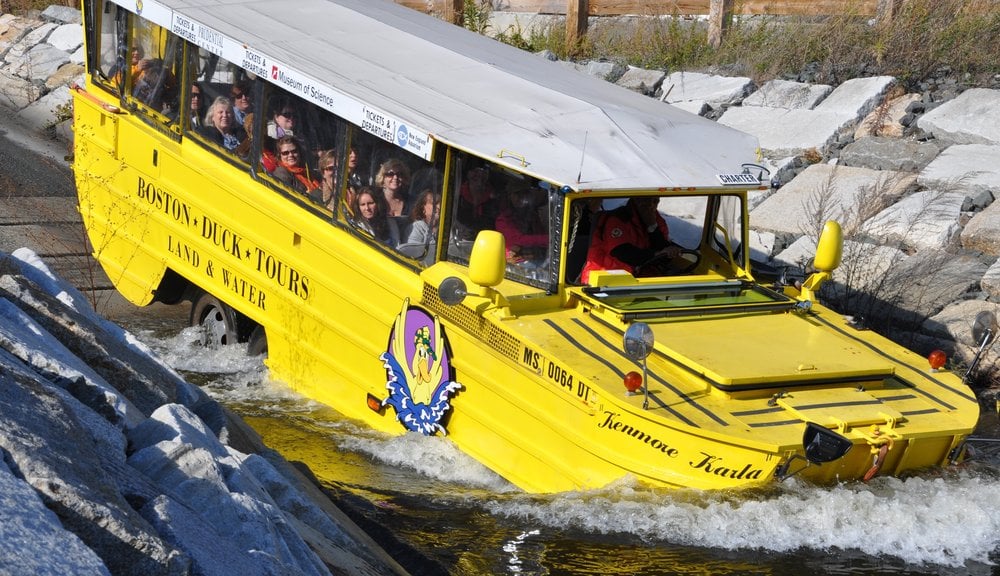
[580, 197, 680, 283]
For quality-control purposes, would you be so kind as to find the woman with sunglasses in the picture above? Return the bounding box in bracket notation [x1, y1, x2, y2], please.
[230, 80, 253, 125]
[266, 95, 297, 139]
[272, 135, 319, 195]
[375, 158, 411, 217]
[311, 149, 338, 209]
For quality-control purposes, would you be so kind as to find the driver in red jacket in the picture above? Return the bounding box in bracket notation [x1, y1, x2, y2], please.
[580, 196, 681, 284]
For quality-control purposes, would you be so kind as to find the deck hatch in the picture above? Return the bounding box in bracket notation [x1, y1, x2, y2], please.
[775, 388, 904, 429]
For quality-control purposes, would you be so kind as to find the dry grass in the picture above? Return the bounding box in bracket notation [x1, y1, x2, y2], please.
[1, 0, 76, 13]
[498, 0, 1000, 89]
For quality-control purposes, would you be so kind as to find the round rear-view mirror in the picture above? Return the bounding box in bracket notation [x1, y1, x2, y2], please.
[438, 276, 468, 306]
[972, 311, 998, 346]
[623, 322, 654, 361]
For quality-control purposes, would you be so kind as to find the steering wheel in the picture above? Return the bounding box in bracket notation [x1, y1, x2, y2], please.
[636, 249, 701, 277]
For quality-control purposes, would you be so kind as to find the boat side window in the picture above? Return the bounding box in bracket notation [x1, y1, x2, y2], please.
[443, 150, 558, 288]
[183, 50, 253, 166]
[256, 85, 339, 209]
[710, 194, 746, 267]
[337, 127, 435, 254]
[87, 0, 126, 95]
[125, 15, 181, 130]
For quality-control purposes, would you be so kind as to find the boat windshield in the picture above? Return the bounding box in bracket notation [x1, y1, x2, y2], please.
[564, 193, 748, 286]
[582, 280, 793, 318]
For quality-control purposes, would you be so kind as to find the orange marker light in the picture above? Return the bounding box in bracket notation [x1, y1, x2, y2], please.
[366, 393, 384, 413]
[624, 371, 643, 393]
[928, 349, 947, 370]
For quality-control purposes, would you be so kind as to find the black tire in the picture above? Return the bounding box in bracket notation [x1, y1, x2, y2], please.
[190, 292, 240, 348]
[247, 324, 268, 357]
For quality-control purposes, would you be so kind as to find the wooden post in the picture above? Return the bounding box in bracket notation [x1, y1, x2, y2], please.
[875, 0, 902, 27]
[707, 0, 734, 49]
[444, 0, 464, 26]
[565, 0, 588, 56]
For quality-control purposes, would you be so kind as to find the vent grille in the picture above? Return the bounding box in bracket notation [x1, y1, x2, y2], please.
[422, 284, 521, 362]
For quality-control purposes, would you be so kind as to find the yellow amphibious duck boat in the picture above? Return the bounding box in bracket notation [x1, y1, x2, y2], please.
[72, 0, 981, 492]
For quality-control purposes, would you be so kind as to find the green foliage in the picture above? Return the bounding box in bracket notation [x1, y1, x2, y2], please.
[462, 0, 493, 35]
[44, 101, 73, 130]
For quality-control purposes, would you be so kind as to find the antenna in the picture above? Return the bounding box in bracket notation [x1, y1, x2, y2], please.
[576, 131, 589, 184]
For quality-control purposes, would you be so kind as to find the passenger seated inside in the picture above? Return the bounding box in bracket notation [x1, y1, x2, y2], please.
[454, 165, 498, 240]
[199, 96, 247, 153]
[347, 145, 365, 190]
[375, 158, 411, 217]
[267, 95, 297, 139]
[352, 187, 399, 247]
[312, 150, 338, 209]
[272, 136, 319, 195]
[132, 57, 176, 111]
[580, 196, 683, 284]
[495, 185, 548, 264]
[230, 80, 253, 126]
[397, 189, 440, 263]
[189, 83, 205, 128]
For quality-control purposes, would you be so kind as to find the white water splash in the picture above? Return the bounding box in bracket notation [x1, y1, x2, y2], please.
[486, 471, 1000, 567]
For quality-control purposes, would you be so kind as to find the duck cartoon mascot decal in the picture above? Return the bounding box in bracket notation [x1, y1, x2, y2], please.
[378, 299, 462, 435]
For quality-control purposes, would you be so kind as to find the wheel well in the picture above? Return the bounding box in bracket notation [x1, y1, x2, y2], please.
[159, 271, 264, 345]
[152, 268, 192, 305]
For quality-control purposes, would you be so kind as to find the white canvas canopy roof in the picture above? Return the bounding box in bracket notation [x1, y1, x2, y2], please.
[118, 0, 761, 191]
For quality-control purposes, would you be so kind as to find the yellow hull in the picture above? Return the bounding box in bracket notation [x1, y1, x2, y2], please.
[73, 80, 979, 494]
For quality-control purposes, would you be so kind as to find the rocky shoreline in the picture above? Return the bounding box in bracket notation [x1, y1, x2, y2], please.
[0, 249, 408, 574]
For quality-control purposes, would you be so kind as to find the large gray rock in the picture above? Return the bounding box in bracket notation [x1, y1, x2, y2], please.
[750, 163, 916, 236]
[0, 368, 190, 576]
[9, 42, 70, 81]
[719, 106, 849, 157]
[961, 200, 1000, 256]
[0, 296, 139, 428]
[0, 272, 194, 418]
[0, 455, 111, 576]
[46, 23, 83, 53]
[660, 71, 754, 108]
[0, 69, 42, 109]
[19, 83, 71, 129]
[813, 76, 897, 118]
[917, 88, 1000, 146]
[140, 495, 268, 576]
[743, 78, 832, 109]
[865, 190, 966, 251]
[839, 136, 940, 172]
[41, 5, 83, 25]
[615, 65, 665, 96]
[917, 143, 1000, 198]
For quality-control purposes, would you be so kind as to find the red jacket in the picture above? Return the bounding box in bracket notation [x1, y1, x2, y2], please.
[581, 203, 668, 283]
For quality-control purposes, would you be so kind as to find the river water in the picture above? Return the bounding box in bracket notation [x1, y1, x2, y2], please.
[130, 318, 1000, 576]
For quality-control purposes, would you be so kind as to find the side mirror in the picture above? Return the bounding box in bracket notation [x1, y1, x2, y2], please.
[813, 220, 843, 273]
[469, 230, 506, 288]
[623, 322, 654, 410]
[623, 322, 654, 361]
[438, 276, 467, 305]
[964, 310, 999, 384]
[800, 220, 843, 301]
